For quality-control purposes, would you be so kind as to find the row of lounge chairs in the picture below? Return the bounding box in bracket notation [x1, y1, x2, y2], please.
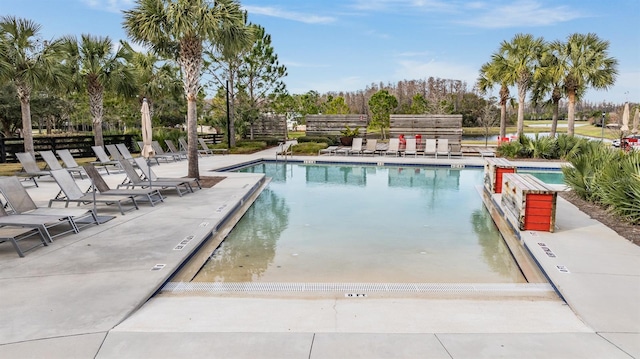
[318, 138, 463, 158]
[3, 148, 204, 257]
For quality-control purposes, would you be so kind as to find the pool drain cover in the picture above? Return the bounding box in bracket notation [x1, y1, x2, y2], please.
[162, 282, 554, 294]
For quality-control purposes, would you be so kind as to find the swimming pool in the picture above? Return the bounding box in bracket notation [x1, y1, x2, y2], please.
[191, 163, 527, 284]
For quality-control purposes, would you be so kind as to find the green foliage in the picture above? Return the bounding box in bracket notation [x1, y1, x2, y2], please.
[252, 136, 280, 146]
[368, 89, 398, 139]
[233, 140, 268, 153]
[291, 142, 325, 155]
[340, 125, 360, 137]
[496, 141, 523, 158]
[563, 142, 640, 224]
[523, 134, 556, 159]
[323, 96, 350, 114]
[297, 136, 336, 145]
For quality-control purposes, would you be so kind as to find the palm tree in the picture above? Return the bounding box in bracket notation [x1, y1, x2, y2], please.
[498, 33, 545, 137]
[123, 0, 246, 178]
[62, 34, 135, 147]
[557, 33, 618, 136]
[477, 54, 512, 139]
[0, 16, 64, 154]
[126, 43, 183, 115]
[532, 41, 565, 138]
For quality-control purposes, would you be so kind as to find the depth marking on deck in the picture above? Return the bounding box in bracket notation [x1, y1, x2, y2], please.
[151, 264, 166, 271]
[537, 242, 557, 258]
[199, 222, 210, 227]
[451, 164, 465, 169]
[345, 293, 367, 298]
[215, 204, 228, 213]
[556, 265, 570, 273]
[174, 235, 195, 250]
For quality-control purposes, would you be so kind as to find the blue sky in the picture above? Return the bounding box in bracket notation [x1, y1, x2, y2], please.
[2, 0, 639, 104]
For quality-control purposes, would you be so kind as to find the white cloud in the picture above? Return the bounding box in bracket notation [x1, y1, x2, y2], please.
[457, 0, 587, 29]
[81, 0, 134, 13]
[351, 0, 454, 12]
[243, 5, 336, 24]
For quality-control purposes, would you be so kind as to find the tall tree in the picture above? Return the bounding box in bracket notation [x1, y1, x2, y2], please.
[557, 33, 618, 136]
[368, 89, 397, 139]
[532, 41, 564, 137]
[477, 54, 512, 139]
[62, 34, 135, 147]
[0, 16, 64, 154]
[237, 24, 287, 139]
[124, 0, 246, 178]
[498, 33, 545, 136]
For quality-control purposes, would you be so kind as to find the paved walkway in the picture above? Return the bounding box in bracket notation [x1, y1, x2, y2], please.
[0, 149, 638, 358]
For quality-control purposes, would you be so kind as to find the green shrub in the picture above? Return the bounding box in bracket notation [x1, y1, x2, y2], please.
[292, 142, 326, 155]
[496, 141, 523, 158]
[297, 136, 336, 145]
[252, 137, 281, 146]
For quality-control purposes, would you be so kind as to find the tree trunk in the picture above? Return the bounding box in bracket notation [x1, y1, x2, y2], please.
[186, 93, 199, 179]
[517, 84, 526, 137]
[550, 100, 559, 138]
[228, 74, 236, 147]
[16, 84, 34, 155]
[567, 90, 576, 136]
[88, 80, 105, 147]
[499, 85, 508, 139]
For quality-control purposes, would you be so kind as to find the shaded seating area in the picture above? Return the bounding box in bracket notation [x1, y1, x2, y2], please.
[15, 152, 51, 187]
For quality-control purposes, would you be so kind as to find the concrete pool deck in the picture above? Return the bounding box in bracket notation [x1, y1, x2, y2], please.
[0, 149, 638, 358]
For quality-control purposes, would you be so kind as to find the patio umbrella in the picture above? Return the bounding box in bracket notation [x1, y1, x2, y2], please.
[141, 98, 155, 188]
[632, 108, 639, 134]
[620, 102, 630, 132]
[141, 98, 155, 158]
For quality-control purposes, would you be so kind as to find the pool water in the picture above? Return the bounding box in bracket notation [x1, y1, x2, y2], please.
[520, 170, 565, 185]
[193, 163, 526, 284]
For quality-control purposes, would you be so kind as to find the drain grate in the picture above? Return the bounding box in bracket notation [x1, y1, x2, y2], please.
[161, 282, 554, 294]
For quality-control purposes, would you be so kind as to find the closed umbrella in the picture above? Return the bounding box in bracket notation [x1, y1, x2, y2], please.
[621, 102, 630, 132]
[141, 98, 154, 188]
[632, 108, 639, 134]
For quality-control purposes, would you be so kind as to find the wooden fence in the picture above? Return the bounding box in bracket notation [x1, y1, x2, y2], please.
[252, 114, 287, 138]
[389, 114, 462, 144]
[0, 133, 225, 163]
[306, 115, 368, 138]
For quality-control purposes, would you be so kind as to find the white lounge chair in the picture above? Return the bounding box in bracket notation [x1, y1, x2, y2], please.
[423, 139, 437, 157]
[436, 138, 449, 159]
[362, 139, 378, 156]
[404, 139, 417, 157]
[385, 138, 400, 156]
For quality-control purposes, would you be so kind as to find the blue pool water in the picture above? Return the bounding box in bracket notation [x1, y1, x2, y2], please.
[193, 163, 526, 284]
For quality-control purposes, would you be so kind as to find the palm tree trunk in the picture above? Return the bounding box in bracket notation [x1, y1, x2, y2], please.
[186, 93, 199, 179]
[567, 90, 576, 137]
[16, 84, 34, 155]
[550, 100, 559, 138]
[499, 85, 508, 139]
[88, 81, 105, 147]
[228, 74, 236, 147]
[517, 85, 526, 136]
